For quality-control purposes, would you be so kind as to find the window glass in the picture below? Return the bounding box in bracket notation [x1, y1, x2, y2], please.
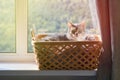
[0, 0, 16, 53]
[28, 0, 100, 52]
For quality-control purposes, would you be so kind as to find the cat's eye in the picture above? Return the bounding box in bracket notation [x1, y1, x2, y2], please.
[78, 29, 83, 33]
[71, 29, 77, 34]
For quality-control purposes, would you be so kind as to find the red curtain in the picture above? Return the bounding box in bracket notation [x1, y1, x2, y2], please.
[109, 0, 120, 80]
[96, 0, 112, 80]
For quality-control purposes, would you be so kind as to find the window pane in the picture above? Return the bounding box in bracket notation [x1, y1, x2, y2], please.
[28, 0, 100, 52]
[0, 0, 16, 53]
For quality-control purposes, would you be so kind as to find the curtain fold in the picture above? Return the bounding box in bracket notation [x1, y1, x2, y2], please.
[109, 0, 120, 80]
[96, 0, 112, 80]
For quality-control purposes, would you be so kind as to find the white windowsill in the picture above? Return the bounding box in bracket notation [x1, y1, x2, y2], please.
[0, 62, 38, 70]
[0, 62, 96, 76]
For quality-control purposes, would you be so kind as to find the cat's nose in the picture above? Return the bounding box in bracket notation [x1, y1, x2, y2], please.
[75, 33, 78, 36]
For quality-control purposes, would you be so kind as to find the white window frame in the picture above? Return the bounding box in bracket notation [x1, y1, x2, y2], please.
[0, 0, 34, 62]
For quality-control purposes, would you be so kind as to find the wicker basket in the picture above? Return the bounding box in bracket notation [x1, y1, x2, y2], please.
[32, 41, 102, 70]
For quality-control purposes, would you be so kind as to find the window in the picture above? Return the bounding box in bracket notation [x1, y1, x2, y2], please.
[0, 0, 34, 62]
[0, 0, 15, 53]
[0, 0, 100, 62]
[28, 0, 101, 53]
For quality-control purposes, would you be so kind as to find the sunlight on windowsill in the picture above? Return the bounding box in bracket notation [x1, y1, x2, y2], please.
[0, 62, 38, 70]
[0, 62, 97, 76]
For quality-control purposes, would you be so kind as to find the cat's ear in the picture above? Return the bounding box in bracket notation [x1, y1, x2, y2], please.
[67, 22, 74, 28]
[79, 21, 86, 30]
[79, 21, 86, 32]
[80, 21, 85, 27]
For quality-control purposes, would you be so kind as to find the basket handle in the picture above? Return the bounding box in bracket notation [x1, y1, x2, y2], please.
[31, 28, 49, 41]
[31, 28, 35, 40]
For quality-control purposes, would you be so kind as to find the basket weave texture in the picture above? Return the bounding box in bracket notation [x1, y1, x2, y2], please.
[32, 41, 102, 70]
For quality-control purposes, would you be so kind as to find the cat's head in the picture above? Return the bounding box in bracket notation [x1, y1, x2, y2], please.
[66, 21, 86, 41]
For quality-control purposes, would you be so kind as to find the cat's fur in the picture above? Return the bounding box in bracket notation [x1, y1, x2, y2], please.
[66, 21, 101, 41]
[66, 21, 86, 41]
[34, 21, 101, 41]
